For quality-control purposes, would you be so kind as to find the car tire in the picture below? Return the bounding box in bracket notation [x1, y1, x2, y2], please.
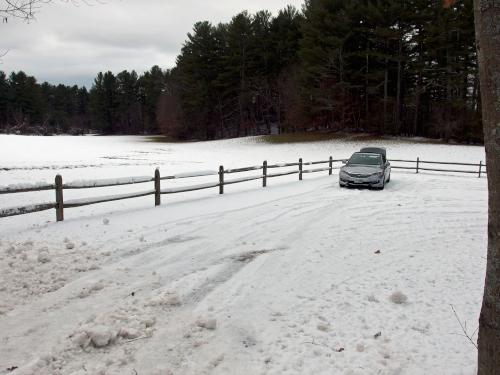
[387, 173, 391, 183]
[378, 178, 385, 190]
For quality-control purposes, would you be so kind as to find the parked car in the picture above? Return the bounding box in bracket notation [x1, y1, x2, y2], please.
[339, 148, 391, 189]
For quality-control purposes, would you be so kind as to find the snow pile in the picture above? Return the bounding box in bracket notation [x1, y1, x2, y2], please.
[71, 309, 155, 349]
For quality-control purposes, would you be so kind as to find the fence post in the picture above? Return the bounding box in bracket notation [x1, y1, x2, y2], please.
[263, 160, 267, 187]
[479, 161, 482, 178]
[219, 165, 224, 194]
[55, 174, 64, 222]
[154, 168, 161, 206]
[299, 158, 303, 181]
[416, 157, 420, 174]
[329, 156, 333, 175]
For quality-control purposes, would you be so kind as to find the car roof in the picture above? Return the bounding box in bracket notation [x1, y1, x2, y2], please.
[348, 153, 383, 165]
[351, 152, 382, 158]
[360, 147, 386, 156]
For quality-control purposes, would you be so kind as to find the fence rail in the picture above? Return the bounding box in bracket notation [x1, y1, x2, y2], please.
[0, 156, 487, 221]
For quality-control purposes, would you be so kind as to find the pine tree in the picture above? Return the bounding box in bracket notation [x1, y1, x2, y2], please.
[0, 71, 8, 129]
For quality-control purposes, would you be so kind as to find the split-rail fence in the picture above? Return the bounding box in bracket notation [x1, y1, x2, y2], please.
[0, 157, 487, 222]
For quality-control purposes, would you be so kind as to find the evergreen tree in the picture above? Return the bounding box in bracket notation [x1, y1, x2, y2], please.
[0, 71, 8, 128]
[140, 65, 166, 134]
[116, 70, 141, 133]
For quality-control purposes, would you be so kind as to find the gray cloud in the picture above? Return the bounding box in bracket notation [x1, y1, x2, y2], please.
[1, 0, 304, 87]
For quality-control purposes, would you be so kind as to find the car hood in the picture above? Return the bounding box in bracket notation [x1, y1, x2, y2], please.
[341, 165, 382, 175]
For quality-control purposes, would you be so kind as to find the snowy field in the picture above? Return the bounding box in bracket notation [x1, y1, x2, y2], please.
[0, 135, 488, 374]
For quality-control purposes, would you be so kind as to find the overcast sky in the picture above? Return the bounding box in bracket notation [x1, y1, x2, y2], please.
[1, 0, 304, 88]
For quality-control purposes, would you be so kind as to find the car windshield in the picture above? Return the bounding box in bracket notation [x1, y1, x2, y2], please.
[348, 153, 382, 166]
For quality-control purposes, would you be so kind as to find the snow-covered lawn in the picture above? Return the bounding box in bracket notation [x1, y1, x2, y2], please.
[0, 135, 487, 374]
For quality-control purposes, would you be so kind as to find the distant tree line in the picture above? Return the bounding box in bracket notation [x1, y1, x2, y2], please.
[0, 67, 169, 135]
[0, 0, 483, 142]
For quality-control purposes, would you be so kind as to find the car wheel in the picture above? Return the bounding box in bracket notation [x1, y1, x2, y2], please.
[387, 173, 391, 183]
[378, 178, 385, 190]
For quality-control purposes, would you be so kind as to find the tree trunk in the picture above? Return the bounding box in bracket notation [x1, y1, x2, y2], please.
[383, 57, 388, 134]
[414, 27, 423, 137]
[395, 34, 403, 135]
[365, 50, 369, 130]
[474, 1, 500, 374]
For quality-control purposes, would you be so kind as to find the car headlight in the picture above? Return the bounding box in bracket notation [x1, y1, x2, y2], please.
[371, 171, 383, 177]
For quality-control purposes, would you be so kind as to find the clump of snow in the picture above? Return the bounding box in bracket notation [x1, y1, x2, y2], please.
[119, 326, 142, 340]
[390, 291, 408, 304]
[77, 325, 119, 348]
[65, 242, 75, 250]
[317, 322, 331, 332]
[37, 248, 51, 263]
[22, 240, 34, 248]
[71, 311, 157, 350]
[77, 280, 106, 298]
[7, 245, 17, 255]
[146, 292, 182, 307]
[196, 318, 217, 330]
[103, 218, 110, 225]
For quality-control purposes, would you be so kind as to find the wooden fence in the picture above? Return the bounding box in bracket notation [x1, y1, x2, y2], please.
[0, 157, 487, 221]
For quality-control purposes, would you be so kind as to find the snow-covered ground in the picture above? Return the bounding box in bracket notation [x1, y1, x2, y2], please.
[0, 135, 488, 374]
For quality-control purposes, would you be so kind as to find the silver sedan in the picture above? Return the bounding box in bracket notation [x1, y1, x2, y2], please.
[339, 152, 391, 190]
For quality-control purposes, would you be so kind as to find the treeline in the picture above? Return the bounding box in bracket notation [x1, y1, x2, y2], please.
[0, 0, 483, 142]
[0, 71, 89, 134]
[0, 67, 168, 135]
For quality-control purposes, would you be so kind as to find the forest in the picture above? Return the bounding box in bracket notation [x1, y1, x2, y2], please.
[0, 0, 483, 143]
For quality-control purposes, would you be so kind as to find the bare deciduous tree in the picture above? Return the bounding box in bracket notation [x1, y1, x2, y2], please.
[473, 0, 500, 373]
[1, 0, 51, 21]
[1, 0, 100, 22]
